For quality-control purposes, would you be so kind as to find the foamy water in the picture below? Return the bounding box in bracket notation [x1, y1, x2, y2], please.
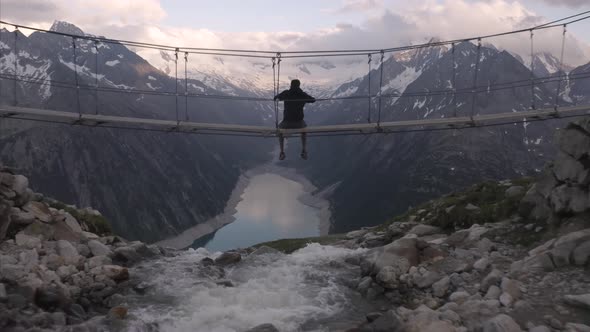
[122, 244, 374, 332]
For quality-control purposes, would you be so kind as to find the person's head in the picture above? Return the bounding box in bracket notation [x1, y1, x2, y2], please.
[290, 79, 301, 89]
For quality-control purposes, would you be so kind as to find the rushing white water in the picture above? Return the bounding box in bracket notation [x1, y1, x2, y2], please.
[123, 244, 375, 332]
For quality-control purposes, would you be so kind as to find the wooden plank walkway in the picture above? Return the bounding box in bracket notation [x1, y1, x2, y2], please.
[1, 105, 589, 136]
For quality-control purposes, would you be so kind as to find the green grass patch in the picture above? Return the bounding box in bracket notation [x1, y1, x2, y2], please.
[48, 201, 112, 236]
[253, 234, 347, 254]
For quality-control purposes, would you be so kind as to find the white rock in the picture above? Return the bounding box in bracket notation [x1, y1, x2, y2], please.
[15, 232, 42, 249]
[56, 240, 80, 265]
[501, 278, 521, 300]
[474, 257, 490, 271]
[88, 240, 112, 257]
[56, 265, 78, 279]
[408, 224, 442, 237]
[22, 201, 53, 223]
[11, 175, 29, 196]
[82, 231, 100, 240]
[86, 255, 112, 269]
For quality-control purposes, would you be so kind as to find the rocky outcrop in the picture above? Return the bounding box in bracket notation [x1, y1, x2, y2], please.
[520, 118, 590, 222]
[0, 169, 168, 331]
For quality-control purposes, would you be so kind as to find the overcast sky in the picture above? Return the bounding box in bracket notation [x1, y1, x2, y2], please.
[1, 0, 589, 65]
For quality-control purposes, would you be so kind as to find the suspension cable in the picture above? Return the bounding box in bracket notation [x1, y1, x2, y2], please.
[276, 53, 282, 130]
[530, 30, 536, 110]
[470, 38, 482, 122]
[13, 26, 18, 106]
[272, 57, 278, 129]
[451, 43, 457, 117]
[377, 50, 385, 129]
[94, 41, 100, 115]
[554, 24, 567, 113]
[72, 37, 81, 118]
[367, 54, 372, 123]
[174, 48, 179, 125]
[184, 52, 189, 121]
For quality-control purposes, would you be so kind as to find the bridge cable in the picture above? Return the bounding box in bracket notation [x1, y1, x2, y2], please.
[377, 50, 385, 130]
[13, 27, 18, 106]
[529, 30, 536, 110]
[174, 48, 179, 125]
[277, 53, 282, 130]
[184, 52, 189, 121]
[554, 24, 567, 114]
[72, 37, 81, 119]
[470, 38, 482, 123]
[94, 41, 100, 115]
[272, 56, 278, 129]
[451, 43, 457, 117]
[367, 54, 372, 123]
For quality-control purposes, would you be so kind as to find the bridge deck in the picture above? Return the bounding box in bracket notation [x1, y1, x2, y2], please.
[1, 105, 589, 136]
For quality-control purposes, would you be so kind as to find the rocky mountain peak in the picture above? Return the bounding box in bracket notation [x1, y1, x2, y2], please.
[49, 21, 85, 36]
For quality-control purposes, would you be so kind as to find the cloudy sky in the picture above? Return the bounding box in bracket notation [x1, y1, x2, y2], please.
[1, 0, 589, 85]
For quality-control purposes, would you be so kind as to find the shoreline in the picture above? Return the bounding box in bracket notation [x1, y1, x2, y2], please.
[156, 162, 332, 250]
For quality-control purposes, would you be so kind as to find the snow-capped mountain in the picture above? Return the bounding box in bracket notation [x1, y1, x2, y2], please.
[0, 21, 272, 242]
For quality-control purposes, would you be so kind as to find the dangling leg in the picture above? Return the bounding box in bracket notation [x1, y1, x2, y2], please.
[279, 133, 286, 160]
[300, 132, 308, 160]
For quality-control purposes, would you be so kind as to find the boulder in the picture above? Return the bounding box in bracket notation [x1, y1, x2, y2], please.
[501, 278, 521, 300]
[558, 125, 590, 160]
[88, 240, 112, 257]
[22, 201, 53, 223]
[15, 232, 42, 249]
[11, 175, 29, 197]
[87, 255, 112, 269]
[0, 201, 11, 241]
[366, 237, 419, 276]
[432, 276, 450, 297]
[563, 294, 590, 310]
[564, 323, 590, 332]
[485, 285, 502, 300]
[408, 224, 442, 237]
[449, 291, 470, 304]
[10, 208, 35, 225]
[505, 186, 524, 198]
[414, 270, 441, 289]
[108, 306, 128, 320]
[214, 252, 242, 265]
[553, 152, 590, 185]
[370, 310, 405, 332]
[551, 229, 590, 267]
[573, 241, 590, 266]
[63, 212, 83, 233]
[474, 257, 490, 271]
[56, 240, 80, 265]
[481, 269, 503, 292]
[482, 314, 523, 332]
[99, 265, 129, 282]
[0, 283, 6, 300]
[34, 286, 69, 311]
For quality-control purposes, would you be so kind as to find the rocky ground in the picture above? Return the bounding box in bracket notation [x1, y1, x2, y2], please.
[0, 117, 589, 332]
[0, 166, 175, 331]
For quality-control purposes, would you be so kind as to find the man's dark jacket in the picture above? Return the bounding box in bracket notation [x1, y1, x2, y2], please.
[275, 87, 316, 122]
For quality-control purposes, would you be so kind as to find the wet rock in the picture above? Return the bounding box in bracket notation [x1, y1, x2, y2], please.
[66, 303, 86, 321]
[87, 256, 112, 269]
[22, 201, 52, 223]
[113, 246, 141, 263]
[563, 294, 590, 310]
[96, 265, 129, 282]
[108, 306, 128, 320]
[370, 310, 404, 332]
[245, 323, 279, 332]
[214, 252, 242, 265]
[482, 314, 523, 332]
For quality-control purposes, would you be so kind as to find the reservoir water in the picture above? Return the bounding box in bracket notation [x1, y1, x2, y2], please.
[193, 172, 322, 252]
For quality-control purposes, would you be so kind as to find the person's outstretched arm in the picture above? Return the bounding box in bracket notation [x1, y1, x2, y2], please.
[274, 90, 288, 101]
[303, 92, 316, 103]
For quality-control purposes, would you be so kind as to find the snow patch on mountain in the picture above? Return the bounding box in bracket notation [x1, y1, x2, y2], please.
[105, 60, 120, 67]
[382, 67, 423, 94]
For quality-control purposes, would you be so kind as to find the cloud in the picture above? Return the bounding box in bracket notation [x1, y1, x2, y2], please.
[537, 0, 589, 8]
[336, 0, 384, 13]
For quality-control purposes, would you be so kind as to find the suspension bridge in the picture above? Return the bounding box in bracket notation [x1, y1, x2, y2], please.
[1, 11, 590, 137]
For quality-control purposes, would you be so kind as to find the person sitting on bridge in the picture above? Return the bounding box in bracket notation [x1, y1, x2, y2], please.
[274, 79, 316, 160]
